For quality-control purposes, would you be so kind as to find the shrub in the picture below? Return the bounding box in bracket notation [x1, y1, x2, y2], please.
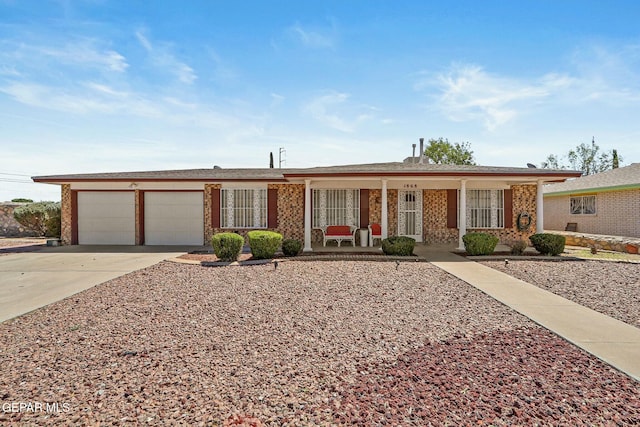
[247, 230, 283, 259]
[510, 239, 528, 256]
[44, 202, 61, 238]
[381, 236, 416, 256]
[462, 232, 499, 256]
[13, 201, 60, 236]
[11, 198, 33, 203]
[529, 233, 565, 256]
[211, 232, 244, 262]
[282, 239, 302, 257]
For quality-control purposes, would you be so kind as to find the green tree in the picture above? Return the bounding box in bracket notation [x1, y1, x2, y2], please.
[13, 201, 61, 237]
[424, 138, 476, 165]
[541, 137, 623, 175]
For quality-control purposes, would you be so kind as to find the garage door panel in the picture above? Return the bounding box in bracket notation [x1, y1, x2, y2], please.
[144, 192, 204, 245]
[77, 192, 135, 245]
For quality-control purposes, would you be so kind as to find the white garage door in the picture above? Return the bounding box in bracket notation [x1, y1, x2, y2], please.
[144, 192, 204, 245]
[77, 192, 135, 245]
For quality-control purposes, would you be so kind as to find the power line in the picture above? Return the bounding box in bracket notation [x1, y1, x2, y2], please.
[0, 172, 32, 177]
[0, 178, 34, 184]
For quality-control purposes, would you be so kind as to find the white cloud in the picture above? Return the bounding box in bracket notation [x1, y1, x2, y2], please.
[270, 93, 284, 107]
[304, 92, 355, 132]
[1, 39, 129, 73]
[287, 22, 336, 49]
[39, 42, 128, 72]
[135, 29, 197, 84]
[422, 64, 574, 131]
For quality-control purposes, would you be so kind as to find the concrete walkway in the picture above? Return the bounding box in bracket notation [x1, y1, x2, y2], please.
[0, 245, 194, 323]
[419, 247, 640, 381]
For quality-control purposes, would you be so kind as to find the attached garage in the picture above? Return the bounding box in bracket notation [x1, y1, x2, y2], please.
[143, 191, 204, 245]
[77, 191, 135, 245]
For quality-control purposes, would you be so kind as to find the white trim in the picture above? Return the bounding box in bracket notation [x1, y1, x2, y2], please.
[221, 182, 268, 189]
[458, 180, 467, 250]
[304, 180, 312, 252]
[71, 182, 204, 190]
[381, 179, 388, 240]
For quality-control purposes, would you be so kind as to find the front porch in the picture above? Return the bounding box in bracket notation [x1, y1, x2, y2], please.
[308, 241, 521, 257]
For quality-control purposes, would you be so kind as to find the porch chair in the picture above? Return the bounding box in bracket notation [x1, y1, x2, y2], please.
[368, 223, 383, 247]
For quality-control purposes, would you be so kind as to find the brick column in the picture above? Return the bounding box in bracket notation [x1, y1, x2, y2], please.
[60, 184, 72, 245]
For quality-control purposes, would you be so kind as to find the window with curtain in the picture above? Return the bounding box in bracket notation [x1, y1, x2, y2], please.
[221, 188, 267, 228]
[467, 189, 504, 228]
[570, 195, 596, 215]
[312, 189, 360, 228]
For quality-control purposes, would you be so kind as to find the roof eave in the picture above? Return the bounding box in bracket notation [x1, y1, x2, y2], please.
[544, 183, 640, 197]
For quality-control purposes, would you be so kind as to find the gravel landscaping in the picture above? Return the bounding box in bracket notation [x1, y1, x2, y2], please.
[481, 259, 640, 327]
[0, 260, 638, 425]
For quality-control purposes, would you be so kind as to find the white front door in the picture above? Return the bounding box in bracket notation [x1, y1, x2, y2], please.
[398, 190, 423, 242]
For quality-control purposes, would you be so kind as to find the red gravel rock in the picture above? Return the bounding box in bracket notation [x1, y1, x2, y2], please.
[0, 260, 637, 425]
[329, 327, 640, 425]
[481, 259, 640, 327]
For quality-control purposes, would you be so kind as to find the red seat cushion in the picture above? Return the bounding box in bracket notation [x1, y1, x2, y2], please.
[370, 223, 382, 235]
[326, 225, 352, 236]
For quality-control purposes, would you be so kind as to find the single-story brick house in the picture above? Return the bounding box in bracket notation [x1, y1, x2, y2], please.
[33, 158, 580, 250]
[544, 163, 640, 238]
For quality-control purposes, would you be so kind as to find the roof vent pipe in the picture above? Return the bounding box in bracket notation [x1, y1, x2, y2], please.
[419, 138, 424, 164]
[412, 144, 416, 163]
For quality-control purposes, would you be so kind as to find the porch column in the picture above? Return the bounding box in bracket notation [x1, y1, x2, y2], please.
[303, 179, 313, 252]
[381, 179, 388, 239]
[536, 179, 544, 234]
[457, 179, 467, 250]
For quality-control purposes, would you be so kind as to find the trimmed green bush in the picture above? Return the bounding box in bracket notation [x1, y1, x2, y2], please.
[247, 230, 283, 259]
[462, 232, 499, 255]
[529, 233, 565, 256]
[381, 236, 416, 256]
[44, 203, 62, 238]
[211, 232, 244, 262]
[11, 198, 33, 203]
[510, 239, 528, 256]
[282, 239, 302, 257]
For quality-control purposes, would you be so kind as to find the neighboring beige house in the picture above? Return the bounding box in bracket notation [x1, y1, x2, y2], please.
[544, 163, 640, 238]
[33, 158, 580, 250]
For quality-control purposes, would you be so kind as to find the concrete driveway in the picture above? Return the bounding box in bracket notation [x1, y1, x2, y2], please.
[0, 245, 199, 323]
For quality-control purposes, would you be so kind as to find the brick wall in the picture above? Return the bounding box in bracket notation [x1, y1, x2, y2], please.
[473, 184, 538, 243]
[545, 189, 640, 238]
[60, 184, 72, 245]
[55, 181, 543, 246]
[272, 183, 305, 241]
[207, 183, 305, 244]
[422, 190, 458, 243]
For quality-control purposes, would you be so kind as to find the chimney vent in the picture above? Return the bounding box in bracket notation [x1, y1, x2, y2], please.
[419, 138, 424, 164]
[412, 144, 416, 163]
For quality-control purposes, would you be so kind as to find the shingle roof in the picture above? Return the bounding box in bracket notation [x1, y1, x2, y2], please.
[544, 163, 640, 195]
[32, 161, 581, 183]
[285, 162, 580, 176]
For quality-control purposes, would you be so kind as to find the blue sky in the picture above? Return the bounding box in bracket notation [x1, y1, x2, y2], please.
[1, 1, 639, 201]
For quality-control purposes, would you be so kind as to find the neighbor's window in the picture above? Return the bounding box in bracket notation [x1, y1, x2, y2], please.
[570, 195, 596, 215]
[312, 189, 360, 228]
[221, 189, 267, 228]
[467, 189, 504, 228]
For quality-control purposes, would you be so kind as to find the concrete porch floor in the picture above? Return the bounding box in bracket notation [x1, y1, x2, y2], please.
[307, 242, 522, 255]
